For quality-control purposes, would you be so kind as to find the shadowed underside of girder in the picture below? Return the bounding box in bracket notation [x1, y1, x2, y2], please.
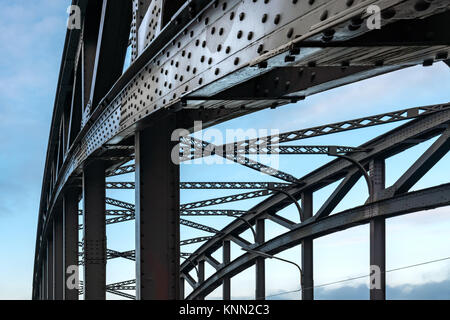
[33, 0, 450, 300]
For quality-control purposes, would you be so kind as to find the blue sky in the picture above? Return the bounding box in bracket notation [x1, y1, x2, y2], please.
[0, 1, 449, 300]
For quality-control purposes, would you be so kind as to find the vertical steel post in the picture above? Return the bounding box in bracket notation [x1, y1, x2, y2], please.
[47, 234, 54, 300]
[222, 240, 231, 300]
[42, 261, 46, 300]
[53, 210, 64, 300]
[83, 161, 106, 300]
[180, 277, 185, 300]
[63, 191, 80, 300]
[369, 159, 386, 300]
[301, 191, 314, 300]
[135, 114, 180, 300]
[255, 219, 265, 300]
[198, 260, 205, 300]
[40, 275, 43, 300]
[198, 260, 205, 283]
[38, 276, 41, 300]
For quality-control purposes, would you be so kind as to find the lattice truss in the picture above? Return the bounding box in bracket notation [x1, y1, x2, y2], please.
[79, 102, 450, 299]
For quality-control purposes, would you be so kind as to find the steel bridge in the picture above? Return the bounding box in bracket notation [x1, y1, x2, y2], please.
[33, 0, 450, 300]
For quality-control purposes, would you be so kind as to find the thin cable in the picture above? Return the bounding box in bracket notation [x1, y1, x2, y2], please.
[262, 256, 450, 299]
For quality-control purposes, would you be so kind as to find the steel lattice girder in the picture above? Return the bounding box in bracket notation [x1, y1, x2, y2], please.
[180, 209, 246, 216]
[78, 280, 136, 299]
[105, 197, 135, 210]
[106, 181, 292, 189]
[105, 182, 135, 189]
[180, 237, 214, 246]
[106, 165, 135, 177]
[107, 191, 275, 211]
[180, 182, 290, 189]
[86, 208, 246, 217]
[185, 183, 450, 299]
[107, 249, 135, 261]
[107, 289, 135, 300]
[180, 145, 368, 157]
[78, 209, 133, 216]
[105, 215, 135, 225]
[180, 189, 273, 210]
[106, 279, 136, 291]
[180, 136, 301, 183]
[81, 208, 219, 233]
[106, 190, 276, 211]
[183, 103, 450, 160]
[79, 244, 199, 266]
[106, 279, 136, 300]
[180, 220, 220, 234]
[180, 109, 450, 277]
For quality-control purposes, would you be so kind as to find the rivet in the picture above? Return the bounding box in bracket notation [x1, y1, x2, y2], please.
[285, 55, 295, 62]
[436, 52, 448, 60]
[423, 58, 434, 67]
[349, 16, 363, 31]
[415, 0, 430, 11]
[258, 61, 268, 68]
[322, 29, 335, 42]
[287, 28, 294, 38]
[274, 14, 281, 25]
[262, 14, 268, 23]
[257, 44, 264, 54]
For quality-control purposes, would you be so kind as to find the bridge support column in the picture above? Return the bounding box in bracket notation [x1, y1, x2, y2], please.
[255, 219, 265, 300]
[223, 240, 231, 300]
[53, 210, 63, 300]
[369, 159, 386, 300]
[135, 114, 180, 300]
[63, 191, 80, 300]
[83, 161, 106, 300]
[47, 233, 54, 300]
[301, 191, 314, 300]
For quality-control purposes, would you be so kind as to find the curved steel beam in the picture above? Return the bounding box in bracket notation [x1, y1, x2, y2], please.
[186, 183, 450, 299]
